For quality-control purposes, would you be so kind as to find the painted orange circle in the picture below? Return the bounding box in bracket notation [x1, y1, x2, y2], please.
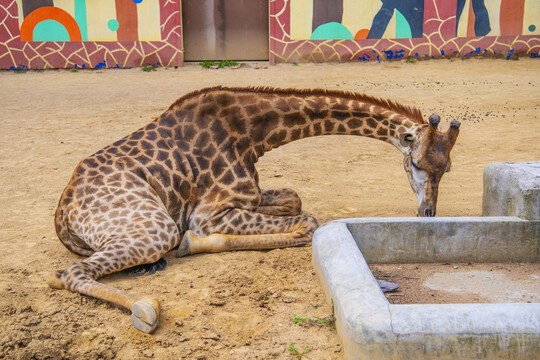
[354, 29, 370, 40]
[20, 7, 82, 42]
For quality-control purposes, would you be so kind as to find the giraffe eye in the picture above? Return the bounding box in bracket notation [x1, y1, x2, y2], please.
[411, 159, 422, 171]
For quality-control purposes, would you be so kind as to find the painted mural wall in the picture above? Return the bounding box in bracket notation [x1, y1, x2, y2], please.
[0, 0, 538, 68]
[270, 0, 540, 63]
[0, 0, 182, 69]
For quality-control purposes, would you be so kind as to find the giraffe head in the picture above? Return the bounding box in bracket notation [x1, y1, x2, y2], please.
[399, 114, 460, 217]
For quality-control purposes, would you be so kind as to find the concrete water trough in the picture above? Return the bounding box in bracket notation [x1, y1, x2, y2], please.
[312, 162, 540, 359]
[312, 217, 540, 359]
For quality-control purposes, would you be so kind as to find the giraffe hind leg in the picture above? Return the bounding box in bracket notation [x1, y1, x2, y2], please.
[47, 255, 162, 333]
[49, 215, 179, 333]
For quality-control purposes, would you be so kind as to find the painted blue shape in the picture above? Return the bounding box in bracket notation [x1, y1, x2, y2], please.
[384, 50, 394, 60]
[359, 53, 371, 62]
[531, 53, 539, 58]
[529, 25, 536, 32]
[441, 50, 445, 56]
[475, 47, 481, 54]
[506, 49, 515, 60]
[82, 64, 86, 68]
[33, 20, 70, 41]
[310, 22, 353, 40]
[394, 49, 405, 59]
[133, 0, 143, 3]
[95, 61, 107, 69]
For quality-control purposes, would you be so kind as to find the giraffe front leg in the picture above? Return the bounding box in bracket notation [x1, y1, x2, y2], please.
[256, 188, 302, 216]
[177, 210, 319, 256]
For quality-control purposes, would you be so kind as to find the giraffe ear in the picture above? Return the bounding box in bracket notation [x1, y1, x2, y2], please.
[399, 133, 415, 148]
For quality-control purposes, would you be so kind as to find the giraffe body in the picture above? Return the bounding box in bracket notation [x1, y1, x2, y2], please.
[50, 87, 460, 332]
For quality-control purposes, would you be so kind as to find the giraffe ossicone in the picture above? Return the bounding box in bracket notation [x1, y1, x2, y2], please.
[50, 86, 460, 332]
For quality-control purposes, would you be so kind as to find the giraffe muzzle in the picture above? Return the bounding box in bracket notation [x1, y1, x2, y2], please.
[418, 206, 436, 217]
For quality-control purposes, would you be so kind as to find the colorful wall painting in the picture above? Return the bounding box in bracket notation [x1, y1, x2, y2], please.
[0, 0, 182, 69]
[273, 0, 540, 63]
[0, 0, 539, 68]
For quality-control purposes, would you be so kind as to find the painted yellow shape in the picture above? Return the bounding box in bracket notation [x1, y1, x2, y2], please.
[290, 0, 313, 40]
[524, 0, 540, 34]
[342, 0, 381, 38]
[137, 0, 161, 41]
[485, 0, 501, 36]
[457, 0, 470, 37]
[382, 10, 396, 39]
[86, 1, 117, 41]
[15, 0, 23, 28]
[54, 0, 75, 20]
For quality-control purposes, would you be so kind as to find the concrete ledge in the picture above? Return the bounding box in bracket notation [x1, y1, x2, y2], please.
[312, 219, 540, 359]
[346, 217, 540, 263]
[483, 162, 540, 220]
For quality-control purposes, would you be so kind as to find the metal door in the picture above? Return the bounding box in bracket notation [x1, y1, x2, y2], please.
[182, 0, 269, 61]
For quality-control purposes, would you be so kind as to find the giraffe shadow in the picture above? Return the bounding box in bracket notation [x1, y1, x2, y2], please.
[125, 257, 167, 276]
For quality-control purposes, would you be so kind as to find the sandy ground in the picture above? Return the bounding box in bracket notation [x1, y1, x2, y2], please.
[371, 263, 540, 305]
[1, 58, 539, 359]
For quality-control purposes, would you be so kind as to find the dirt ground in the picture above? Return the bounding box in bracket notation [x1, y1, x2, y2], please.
[1, 58, 539, 360]
[371, 263, 540, 305]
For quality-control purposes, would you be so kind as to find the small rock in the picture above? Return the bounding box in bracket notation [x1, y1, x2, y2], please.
[209, 298, 226, 306]
[453, 266, 459, 269]
[377, 279, 399, 293]
[202, 332, 220, 341]
[175, 318, 183, 327]
[142, 350, 154, 358]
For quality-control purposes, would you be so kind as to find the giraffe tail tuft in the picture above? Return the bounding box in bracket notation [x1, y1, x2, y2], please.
[46, 269, 65, 289]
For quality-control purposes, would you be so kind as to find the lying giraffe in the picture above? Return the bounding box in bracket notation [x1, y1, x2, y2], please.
[49, 86, 460, 333]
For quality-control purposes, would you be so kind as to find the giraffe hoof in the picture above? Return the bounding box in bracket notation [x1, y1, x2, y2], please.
[131, 301, 158, 333]
[176, 230, 193, 257]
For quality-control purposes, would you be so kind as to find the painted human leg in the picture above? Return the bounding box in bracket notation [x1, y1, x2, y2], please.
[256, 188, 302, 216]
[177, 209, 319, 257]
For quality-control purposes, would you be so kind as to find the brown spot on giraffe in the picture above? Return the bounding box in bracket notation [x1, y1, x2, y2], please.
[49, 86, 460, 333]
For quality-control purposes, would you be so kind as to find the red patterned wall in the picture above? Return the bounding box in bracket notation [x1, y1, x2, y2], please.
[0, 0, 182, 69]
[269, 0, 540, 64]
[1, 0, 538, 69]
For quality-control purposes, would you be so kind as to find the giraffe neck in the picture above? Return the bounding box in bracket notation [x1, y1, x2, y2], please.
[245, 89, 426, 158]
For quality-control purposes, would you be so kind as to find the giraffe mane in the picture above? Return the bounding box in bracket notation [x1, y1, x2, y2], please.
[169, 86, 425, 124]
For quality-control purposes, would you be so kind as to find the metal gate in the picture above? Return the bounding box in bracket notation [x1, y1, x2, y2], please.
[182, 0, 269, 61]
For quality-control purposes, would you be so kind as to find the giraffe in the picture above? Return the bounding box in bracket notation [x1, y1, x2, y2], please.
[49, 86, 460, 333]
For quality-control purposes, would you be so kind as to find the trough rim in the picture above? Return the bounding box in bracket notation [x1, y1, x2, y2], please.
[312, 218, 540, 359]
